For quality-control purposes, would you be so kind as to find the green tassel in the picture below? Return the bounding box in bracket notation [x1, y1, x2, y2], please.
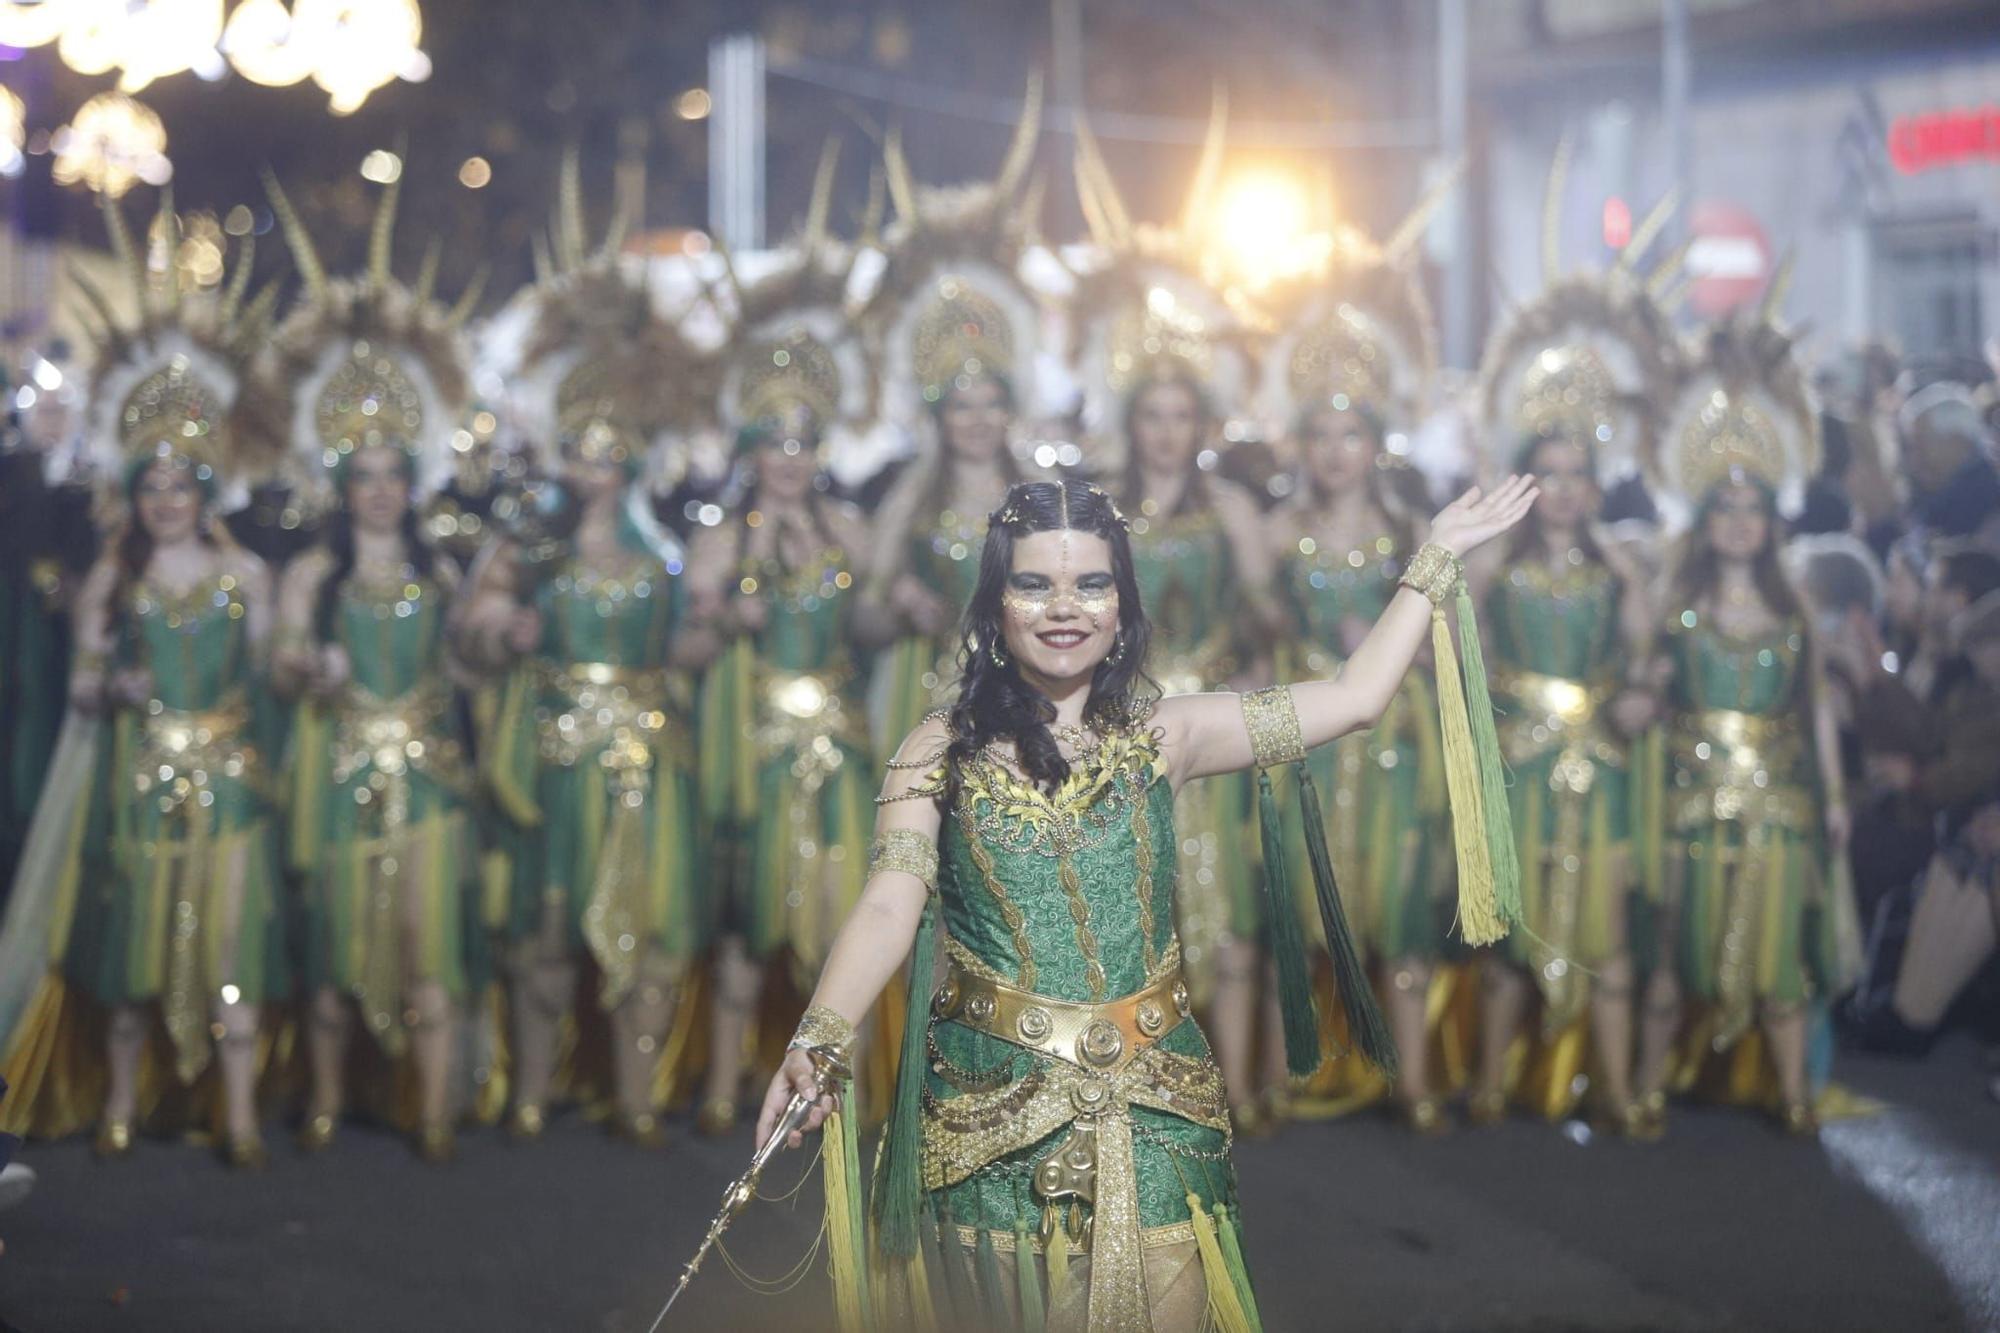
[1255, 768, 1323, 1077]
[1454, 586, 1522, 928]
[1212, 1203, 1265, 1333]
[973, 1223, 1006, 1326]
[877, 897, 939, 1259]
[932, 1198, 977, 1325]
[1293, 765, 1400, 1077]
[1013, 1221, 1044, 1333]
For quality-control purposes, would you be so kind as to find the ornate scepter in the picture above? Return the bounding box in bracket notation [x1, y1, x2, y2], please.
[648, 1045, 851, 1329]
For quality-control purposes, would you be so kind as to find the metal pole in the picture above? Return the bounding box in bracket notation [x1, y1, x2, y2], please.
[1662, 0, 1691, 244]
[1438, 0, 1471, 370]
[708, 33, 766, 251]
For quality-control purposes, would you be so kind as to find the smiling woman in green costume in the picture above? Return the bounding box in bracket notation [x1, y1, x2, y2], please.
[753, 473, 1535, 1332]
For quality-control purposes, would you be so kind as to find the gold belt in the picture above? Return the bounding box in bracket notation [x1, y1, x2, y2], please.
[532, 658, 673, 695]
[1494, 667, 1614, 726]
[1673, 708, 1810, 827]
[933, 960, 1191, 1074]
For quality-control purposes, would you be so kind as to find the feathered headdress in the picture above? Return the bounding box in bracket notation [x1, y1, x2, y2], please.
[859, 72, 1046, 429]
[1476, 134, 1682, 484]
[70, 188, 282, 521]
[717, 141, 878, 447]
[513, 150, 718, 491]
[1065, 90, 1256, 435]
[1252, 165, 1461, 433]
[262, 165, 478, 515]
[1660, 274, 1820, 514]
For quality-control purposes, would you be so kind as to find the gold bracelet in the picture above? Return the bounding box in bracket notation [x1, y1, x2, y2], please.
[1399, 542, 1463, 607]
[1240, 685, 1307, 769]
[869, 828, 939, 890]
[788, 1004, 857, 1062]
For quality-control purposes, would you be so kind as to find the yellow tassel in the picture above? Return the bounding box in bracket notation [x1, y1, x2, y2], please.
[1185, 1194, 1256, 1333]
[1429, 609, 1502, 944]
[822, 1106, 868, 1333]
[1044, 1213, 1072, 1312]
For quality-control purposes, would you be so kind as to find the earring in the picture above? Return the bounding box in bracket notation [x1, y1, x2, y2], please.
[1107, 632, 1126, 665]
[989, 637, 1010, 669]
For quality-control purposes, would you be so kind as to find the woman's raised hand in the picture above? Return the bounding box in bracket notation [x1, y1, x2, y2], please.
[1427, 474, 1540, 558]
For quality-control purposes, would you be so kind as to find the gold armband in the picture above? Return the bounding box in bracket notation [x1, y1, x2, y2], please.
[1399, 542, 1464, 607]
[869, 829, 939, 890]
[787, 1003, 856, 1063]
[1241, 685, 1307, 769]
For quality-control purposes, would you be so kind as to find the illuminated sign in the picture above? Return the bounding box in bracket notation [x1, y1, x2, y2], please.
[1888, 108, 2000, 175]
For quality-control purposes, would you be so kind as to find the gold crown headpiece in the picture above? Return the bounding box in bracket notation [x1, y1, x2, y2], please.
[118, 353, 228, 469]
[555, 358, 649, 467]
[1661, 313, 1819, 510]
[312, 339, 425, 465]
[1102, 284, 1216, 397]
[911, 272, 1019, 404]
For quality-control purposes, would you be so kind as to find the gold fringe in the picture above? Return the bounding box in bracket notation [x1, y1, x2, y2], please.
[1429, 609, 1502, 943]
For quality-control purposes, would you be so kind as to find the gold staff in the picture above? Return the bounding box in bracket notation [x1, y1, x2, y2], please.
[648, 1046, 851, 1329]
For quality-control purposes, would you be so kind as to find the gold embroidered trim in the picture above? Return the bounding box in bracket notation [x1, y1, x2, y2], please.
[869, 829, 940, 890]
[951, 1220, 1199, 1256]
[1130, 784, 1160, 977]
[1241, 685, 1307, 769]
[955, 807, 1038, 990]
[1399, 541, 1463, 607]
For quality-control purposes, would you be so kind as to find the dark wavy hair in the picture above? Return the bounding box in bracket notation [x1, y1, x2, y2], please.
[1670, 479, 1803, 625]
[312, 450, 440, 643]
[943, 480, 1154, 804]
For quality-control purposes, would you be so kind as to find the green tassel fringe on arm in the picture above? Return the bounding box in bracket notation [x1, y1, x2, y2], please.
[1255, 768, 1326, 1078]
[1293, 765, 1400, 1077]
[876, 895, 938, 1259]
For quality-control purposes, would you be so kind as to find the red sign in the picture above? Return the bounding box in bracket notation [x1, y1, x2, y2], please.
[1686, 200, 1772, 318]
[1888, 108, 2000, 175]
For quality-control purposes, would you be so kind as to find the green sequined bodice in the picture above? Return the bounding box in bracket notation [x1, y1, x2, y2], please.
[938, 728, 1179, 1003]
[741, 545, 856, 674]
[336, 571, 446, 696]
[1487, 560, 1623, 681]
[1665, 613, 1805, 715]
[1128, 507, 1231, 679]
[127, 574, 252, 708]
[1282, 534, 1401, 664]
[537, 554, 680, 667]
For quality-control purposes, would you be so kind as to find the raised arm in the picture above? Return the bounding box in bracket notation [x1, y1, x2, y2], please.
[754, 715, 947, 1150]
[1159, 476, 1538, 784]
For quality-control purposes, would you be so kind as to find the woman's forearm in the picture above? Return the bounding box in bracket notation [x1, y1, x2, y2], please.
[804, 876, 929, 1028]
[1293, 584, 1437, 748]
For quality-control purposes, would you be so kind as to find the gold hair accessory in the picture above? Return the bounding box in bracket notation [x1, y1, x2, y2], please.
[868, 829, 940, 891]
[1399, 542, 1463, 607]
[737, 324, 843, 435]
[913, 274, 1017, 403]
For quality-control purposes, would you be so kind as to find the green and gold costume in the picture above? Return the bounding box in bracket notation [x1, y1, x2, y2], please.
[1274, 533, 1445, 960]
[896, 711, 1254, 1331]
[873, 506, 984, 751]
[1660, 611, 1836, 1047]
[288, 560, 478, 1042]
[65, 573, 285, 1080]
[483, 552, 702, 1000]
[1486, 556, 1636, 1036]
[701, 539, 874, 978]
[1127, 502, 1254, 995]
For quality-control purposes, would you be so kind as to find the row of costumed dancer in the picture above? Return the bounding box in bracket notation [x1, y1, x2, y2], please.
[0, 92, 1858, 1174]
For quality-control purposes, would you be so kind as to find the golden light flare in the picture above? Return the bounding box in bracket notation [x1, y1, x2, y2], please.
[51, 91, 170, 198]
[1202, 167, 1332, 293]
[10, 0, 429, 116]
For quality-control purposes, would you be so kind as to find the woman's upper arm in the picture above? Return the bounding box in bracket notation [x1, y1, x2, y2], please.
[1154, 691, 1255, 785]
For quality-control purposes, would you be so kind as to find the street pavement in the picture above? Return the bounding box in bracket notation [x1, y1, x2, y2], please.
[0, 1037, 1991, 1332]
